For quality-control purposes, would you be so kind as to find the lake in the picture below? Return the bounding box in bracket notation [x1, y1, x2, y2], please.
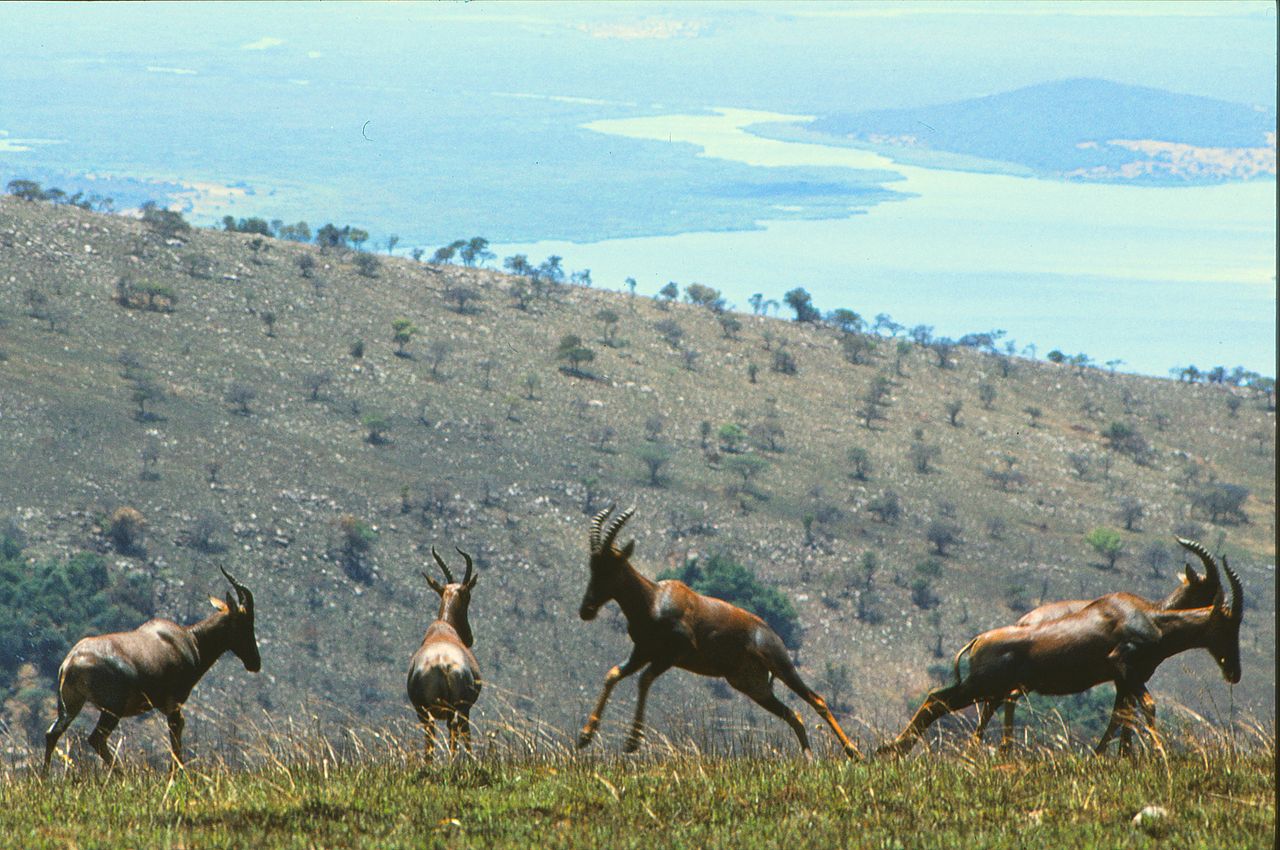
[497, 108, 1276, 376]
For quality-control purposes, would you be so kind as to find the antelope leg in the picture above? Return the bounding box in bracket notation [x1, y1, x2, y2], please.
[578, 649, 648, 748]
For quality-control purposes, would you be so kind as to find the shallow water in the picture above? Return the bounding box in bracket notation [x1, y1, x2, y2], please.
[498, 109, 1276, 376]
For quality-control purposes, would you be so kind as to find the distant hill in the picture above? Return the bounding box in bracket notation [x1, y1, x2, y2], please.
[806, 78, 1276, 183]
[0, 195, 1274, 762]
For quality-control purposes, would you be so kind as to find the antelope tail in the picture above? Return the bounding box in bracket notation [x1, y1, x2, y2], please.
[952, 636, 979, 684]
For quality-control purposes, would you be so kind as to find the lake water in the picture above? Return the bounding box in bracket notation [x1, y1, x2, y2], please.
[497, 109, 1276, 376]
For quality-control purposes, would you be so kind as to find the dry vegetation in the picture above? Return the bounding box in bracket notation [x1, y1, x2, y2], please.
[0, 196, 1274, 773]
[0, 717, 1274, 849]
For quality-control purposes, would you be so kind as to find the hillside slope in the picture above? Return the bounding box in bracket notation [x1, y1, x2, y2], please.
[0, 197, 1273, 760]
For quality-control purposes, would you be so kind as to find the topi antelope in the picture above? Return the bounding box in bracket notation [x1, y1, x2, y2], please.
[407, 547, 481, 756]
[577, 506, 861, 758]
[43, 567, 260, 772]
[971, 537, 1223, 752]
[876, 542, 1243, 757]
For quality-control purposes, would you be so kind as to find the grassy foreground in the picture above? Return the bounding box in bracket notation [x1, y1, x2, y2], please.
[1, 746, 1273, 849]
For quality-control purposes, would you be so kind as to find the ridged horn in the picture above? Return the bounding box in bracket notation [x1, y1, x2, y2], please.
[1176, 538, 1221, 591]
[220, 566, 253, 613]
[457, 547, 474, 585]
[591, 504, 615, 551]
[602, 506, 636, 551]
[1223, 558, 1243, 624]
[431, 546, 455, 584]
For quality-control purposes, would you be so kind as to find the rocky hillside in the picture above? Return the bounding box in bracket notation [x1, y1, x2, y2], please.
[0, 196, 1273, 760]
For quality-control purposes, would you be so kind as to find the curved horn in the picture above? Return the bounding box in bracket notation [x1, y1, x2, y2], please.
[591, 505, 614, 551]
[602, 506, 636, 551]
[1176, 538, 1220, 590]
[431, 546, 455, 584]
[220, 566, 253, 612]
[456, 547, 474, 585]
[1223, 558, 1243, 624]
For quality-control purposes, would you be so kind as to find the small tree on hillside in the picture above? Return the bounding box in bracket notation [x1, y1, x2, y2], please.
[1116, 497, 1145, 532]
[866, 490, 901, 524]
[140, 201, 189, 240]
[783, 287, 820, 323]
[1140, 541, 1170, 579]
[653, 318, 684, 349]
[848, 447, 872, 481]
[297, 254, 316, 279]
[391, 318, 417, 357]
[657, 281, 679, 308]
[637, 443, 674, 487]
[1190, 483, 1250, 525]
[926, 521, 962, 556]
[723, 454, 768, 494]
[130, 376, 166, 421]
[303, 370, 333, 401]
[596, 308, 621, 346]
[459, 237, 494, 267]
[684, 283, 725, 311]
[978, 382, 997, 410]
[717, 313, 742, 339]
[353, 252, 380, 278]
[1085, 527, 1124, 570]
[557, 334, 595, 377]
[226, 382, 257, 416]
[444, 283, 482, 314]
[908, 440, 941, 474]
[363, 414, 391, 445]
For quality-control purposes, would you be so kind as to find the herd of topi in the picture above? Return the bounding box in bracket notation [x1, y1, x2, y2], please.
[41, 506, 1245, 772]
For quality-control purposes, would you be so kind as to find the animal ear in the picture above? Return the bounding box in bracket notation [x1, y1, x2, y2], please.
[1184, 563, 1200, 584]
[421, 571, 445, 595]
[209, 595, 230, 612]
[620, 539, 636, 559]
[467, 573, 478, 590]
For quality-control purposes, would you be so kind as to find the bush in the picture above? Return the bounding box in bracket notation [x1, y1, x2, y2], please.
[391, 318, 417, 357]
[108, 507, 146, 555]
[363, 414, 391, 445]
[658, 554, 801, 649]
[140, 201, 190, 240]
[848, 447, 872, 481]
[353, 252, 380, 277]
[1104, 421, 1153, 465]
[337, 515, 377, 583]
[1190, 483, 1250, 525]
[926, 521, 962, 555]
[910, 577, 939, 610]
[636, 443, 674, 487]
[866, 490, 901, 524]
[226, 382, 257, 415]
[908, 441, 941, 473]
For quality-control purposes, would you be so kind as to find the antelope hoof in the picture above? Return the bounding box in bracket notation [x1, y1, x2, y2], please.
[623, 736, 642, 754]
[576, 729, 595, 749]
[874, 740, 908, 759]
